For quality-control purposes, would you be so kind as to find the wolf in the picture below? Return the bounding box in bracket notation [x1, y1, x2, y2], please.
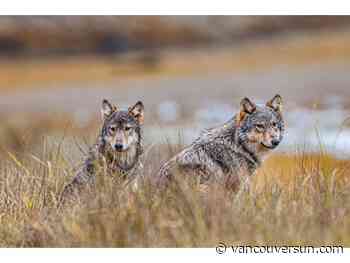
[60, 99, 145, 203]
[157, 95, 284, 190]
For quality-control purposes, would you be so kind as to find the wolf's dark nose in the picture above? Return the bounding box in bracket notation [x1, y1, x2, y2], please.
[114, 144, 123, 151]
[271, 140, 280, 147]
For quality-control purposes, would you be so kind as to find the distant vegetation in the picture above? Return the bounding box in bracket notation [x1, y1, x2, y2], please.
[1, 16, 350, 57]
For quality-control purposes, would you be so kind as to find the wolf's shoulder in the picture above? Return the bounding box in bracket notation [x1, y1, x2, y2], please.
[192, 118, 236, 146]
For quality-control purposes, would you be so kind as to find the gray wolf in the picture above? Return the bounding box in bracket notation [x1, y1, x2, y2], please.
[60, 99, 145, 203]
[157, 95, 284, 190]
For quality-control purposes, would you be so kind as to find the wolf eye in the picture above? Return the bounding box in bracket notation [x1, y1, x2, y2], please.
[109, 126, 116, 132]
[271, 121, 279, 128]
[124, 126, 131, 131]
[255, 124, 265, 132]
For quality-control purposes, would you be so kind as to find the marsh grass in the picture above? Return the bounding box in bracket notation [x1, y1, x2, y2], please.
[0, 129, 349, 248]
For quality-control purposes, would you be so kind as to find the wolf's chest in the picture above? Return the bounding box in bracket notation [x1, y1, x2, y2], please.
[107, 160, 142, 181]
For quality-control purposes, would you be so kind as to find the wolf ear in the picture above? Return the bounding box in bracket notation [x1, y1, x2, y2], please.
[241, 97, 256, 114]
[237, 97, 256, 123]
[129, 101, 144, 124]
[266, 94, 283, 112]
[101, 99, 117, 120]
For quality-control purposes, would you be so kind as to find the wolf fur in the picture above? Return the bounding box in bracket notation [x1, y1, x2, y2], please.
[60, 99, 145, 203]
[157, 95, 284, 190]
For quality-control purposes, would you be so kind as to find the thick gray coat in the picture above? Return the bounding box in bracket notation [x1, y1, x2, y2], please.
[157, 95, 284, 189]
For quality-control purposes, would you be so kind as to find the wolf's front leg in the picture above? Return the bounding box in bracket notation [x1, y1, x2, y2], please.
[59, 169, 93, 208]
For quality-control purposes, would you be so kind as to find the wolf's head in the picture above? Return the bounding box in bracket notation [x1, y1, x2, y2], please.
[100, 99, 144, 153]
[236, 95, 284, 154]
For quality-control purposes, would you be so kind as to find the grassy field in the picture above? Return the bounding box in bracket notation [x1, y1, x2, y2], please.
[0, 126, 349, 247]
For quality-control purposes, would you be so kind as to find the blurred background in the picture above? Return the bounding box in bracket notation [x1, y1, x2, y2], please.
[1, 16, 350, 158]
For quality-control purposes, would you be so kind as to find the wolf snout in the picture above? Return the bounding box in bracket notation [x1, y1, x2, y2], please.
[271, 139, 280, 147]
[114, 143, 124, 151]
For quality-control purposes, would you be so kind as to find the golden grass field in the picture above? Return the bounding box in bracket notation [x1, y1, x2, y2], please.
[0, 124, 349, 247]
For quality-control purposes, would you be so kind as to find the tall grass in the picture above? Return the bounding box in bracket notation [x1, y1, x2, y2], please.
[0, 131, 349, 248]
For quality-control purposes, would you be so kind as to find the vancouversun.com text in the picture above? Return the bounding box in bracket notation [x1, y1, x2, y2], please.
[215, 243, 344, 255]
